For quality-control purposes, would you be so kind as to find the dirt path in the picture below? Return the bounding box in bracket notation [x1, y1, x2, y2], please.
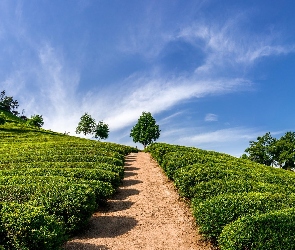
[64, 152, 213, 250]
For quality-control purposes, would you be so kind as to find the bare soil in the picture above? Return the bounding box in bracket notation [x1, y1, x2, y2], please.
[64, 152, 213, 250]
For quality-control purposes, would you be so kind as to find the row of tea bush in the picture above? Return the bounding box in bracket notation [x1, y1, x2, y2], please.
[0, 125, 138, 249]
[146, 143, 295, 250]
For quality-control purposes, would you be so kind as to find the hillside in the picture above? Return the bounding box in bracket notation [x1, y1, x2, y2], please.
[146, 143, 295, 249]
[0, 109, 26, 125]
[0, 115, 138, 249]
[2, 112, 295, 249]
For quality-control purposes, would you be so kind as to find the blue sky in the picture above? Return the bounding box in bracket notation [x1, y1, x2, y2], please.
[1, 0, 295, 156]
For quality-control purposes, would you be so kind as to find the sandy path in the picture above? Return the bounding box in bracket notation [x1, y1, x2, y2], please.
[64, 152, 213, 250]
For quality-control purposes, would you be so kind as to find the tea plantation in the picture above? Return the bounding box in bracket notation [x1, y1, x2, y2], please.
[0, 111, 138, 249]
[146, 143, 295, 250]
[2, 106, 295, 250]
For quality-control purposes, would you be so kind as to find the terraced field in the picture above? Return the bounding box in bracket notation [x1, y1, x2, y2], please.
[0, 120, 137, 249]
[2, 108, 295, 249]
[146, 143, 295, 250]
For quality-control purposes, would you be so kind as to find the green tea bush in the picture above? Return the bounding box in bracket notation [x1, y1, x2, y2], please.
[193, 192, 295, 240]
[0, 202, 66, 250]
[0, 124, 137, 248]
[0, 162, 125, 179]
[161, 151, 200, 179]
[173, 162, 295, 199]
[160, 150, 222, 179]
[173, 163, 248, 197]
[189, 179, 295, 204]
[2, 148, 125, 162]
[145, 143, 180, 164]
[174, 160, 295, 185]
[219, 208, 295, 250]
[146, 143, 295, 248]
[0, 154, 123, 166]
[0, 181, 97, 234]
[0, 167, 121, 188]
[0, 175, 114, 204]
[35, 184, 97, 234]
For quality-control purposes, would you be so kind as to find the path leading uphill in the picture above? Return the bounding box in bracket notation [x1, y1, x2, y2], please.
[65, 152, 213, 250]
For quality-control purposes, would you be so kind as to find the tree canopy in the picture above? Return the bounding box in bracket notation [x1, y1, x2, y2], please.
[130, 111, 160, 148]
[94, 121, 109, 140]
[76, 113, 109, 140]
[274, 132, 295, 170]
[76, 113, 96, 136]
[0, 90, 19, 115]
[27, 114, 44, 128]
[244, 131, 295, 170]
[245, 132, 276, 166]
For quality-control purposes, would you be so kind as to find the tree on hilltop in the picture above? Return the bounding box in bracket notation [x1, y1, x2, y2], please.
[274, 132, 295, 170]
[76, 113, 109, 140]
[0, 90, 19, 115]
[130, 111, 160, 148]
[244, 131, 295, 170]
[76, 113, 96, 136]
[94, 121, 109, 140]
[245, 132, 276, 166]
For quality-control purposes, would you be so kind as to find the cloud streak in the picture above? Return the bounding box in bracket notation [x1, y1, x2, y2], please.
[205, 113, 218, 122]
[178, 15, 295, 75]
[100, 75, 250, 131]
[175, 127, 287, 156]
[183, 127, 257, 144]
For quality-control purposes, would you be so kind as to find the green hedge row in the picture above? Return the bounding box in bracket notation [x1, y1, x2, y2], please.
[0, 180, 98, 234]
[0, 202, 66, 250]
[0, 154, 124, 166]
[219, 208, 295, 250]
[173, 164, 295, 200]
[0, 161, 125, 179]
[0, 175, 114, 205]
[1, 132, 138, 155]
[0, 148, 125, 162]
[0, 125, 138, 249]
[0, 167, 121, 188]
[193, 192, 295, 240]
[146, 143, 295, 249]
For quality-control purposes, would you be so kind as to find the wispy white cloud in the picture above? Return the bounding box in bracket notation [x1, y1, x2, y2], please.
[242, 45, 295, 62]
[114, 7, 295, 141]
[205, 113, 218, 122]
[160, 127, 190, 138]
[37, 44, 79, 107]
[183, 127, 258, 144]
[0, 70, 26, 95]
[151, 125, 263, 156]
[2, 43, 83, 134]
[100, 75, 249, 131]
[3, 59, 250, 136]
[159, 112, 184, 125]
[176, 127, 260, 156]
[34, 45, 80, 130]
[178, 15, 295, 75]
[175, 127, 287, 156]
